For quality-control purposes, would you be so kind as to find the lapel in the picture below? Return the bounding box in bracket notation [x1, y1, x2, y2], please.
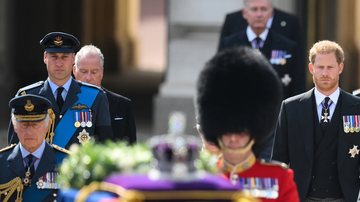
[299, 89, 316, 163]
[7, 144, 26, 178]
[61, 78, 80, 114]
[238, 31, 252, 47]
[39, 80, 59, 112]
[33, 143, 56, 181]
[260, 32, 272, 58]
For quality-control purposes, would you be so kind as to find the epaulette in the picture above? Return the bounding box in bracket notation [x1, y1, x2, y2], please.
[0, 144, 17, 153]
[51, 144, 71, 154]
[353, 88, 360, 96]
[259, 159, 289, 169]
[17, 81, 44, 95]
[78, 81, 104, 92]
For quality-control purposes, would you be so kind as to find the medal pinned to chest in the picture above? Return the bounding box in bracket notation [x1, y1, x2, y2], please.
[36, 172, 60, 189]
[72, 104, 93, 129]
[233, 176, 279, 199]
[343, 115, 360, 133]
[72, 104, 93, 144]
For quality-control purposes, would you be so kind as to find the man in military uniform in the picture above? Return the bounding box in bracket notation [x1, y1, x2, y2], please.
[195, 47, 299, 201]
[8, 32, 113, 149]
[0, 94, 69, 202]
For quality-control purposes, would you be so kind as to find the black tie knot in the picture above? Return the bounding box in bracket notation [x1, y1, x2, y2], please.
[323, 97, 330, 108]
[254, 37, 262, 49]
[24, 154, 36, 181]
[26, 154, 34, 167]
[320, 97, 332, 125]
[57, 86, 64, 110]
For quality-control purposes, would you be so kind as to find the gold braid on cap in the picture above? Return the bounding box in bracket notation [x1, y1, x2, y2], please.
[0, 177, 24, 202]
[45, 108, 56, 144]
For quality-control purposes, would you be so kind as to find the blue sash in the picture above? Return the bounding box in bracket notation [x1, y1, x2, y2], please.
[23, 186, 52, 202]
[53, 86, 99, 149]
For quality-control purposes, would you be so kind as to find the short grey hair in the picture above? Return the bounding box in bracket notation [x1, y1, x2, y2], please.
[243, 0, 273, 8]
[75, 44, 104, 68]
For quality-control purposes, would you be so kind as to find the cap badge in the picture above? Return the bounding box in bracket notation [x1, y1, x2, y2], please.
[53, 36, 63, 46]
[24, 100, 34, 112]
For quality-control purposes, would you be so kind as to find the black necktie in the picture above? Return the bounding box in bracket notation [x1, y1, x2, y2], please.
[254, 37, 262, 49]
[57, 86, 64, 110]
[25, 154, 35, 178]
[321, 97, 332, 124]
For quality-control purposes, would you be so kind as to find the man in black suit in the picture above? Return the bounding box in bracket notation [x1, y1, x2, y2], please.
[220, 7, 300, 39]
[0, 94, 69, 201]
[218, 0, 305, 99]
[272, 40, 360, 201]
[8, 32, 113, 149]
[73, 45, 136, 144]
[218, 0, 303, 52]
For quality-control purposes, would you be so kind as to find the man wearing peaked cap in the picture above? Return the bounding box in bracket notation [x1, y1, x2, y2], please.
[10, 94, 52, 122]
[40, 32, 80, 53]
[7, 31, 113, 149]
[195, 46, 299, 201]
[0, 94, 69, 202]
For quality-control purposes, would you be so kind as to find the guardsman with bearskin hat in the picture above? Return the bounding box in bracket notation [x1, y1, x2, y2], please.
[195, 46, 299, 201]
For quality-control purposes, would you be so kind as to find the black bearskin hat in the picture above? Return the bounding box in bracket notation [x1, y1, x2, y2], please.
[196, 46, 282, 148]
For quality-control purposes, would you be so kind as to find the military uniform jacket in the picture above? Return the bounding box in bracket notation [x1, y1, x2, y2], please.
[219, 159, 299, 202]
[8, 78, 113, 148]
[0, 143, 67, 202]
[272, 89, 360, 201]
[104, 88, 136, 144]
[218, 30, 305, 99]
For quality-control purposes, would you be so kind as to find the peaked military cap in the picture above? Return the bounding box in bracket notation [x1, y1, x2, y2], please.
[40, 32, 80, 53]
[9, 94, 52, 122]
[196, 46, 283, 148]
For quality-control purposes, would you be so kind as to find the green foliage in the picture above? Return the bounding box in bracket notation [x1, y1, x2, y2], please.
[196, 149, 219, 174]
[57, 140, 219, 189]
[57, 141, 153, 189]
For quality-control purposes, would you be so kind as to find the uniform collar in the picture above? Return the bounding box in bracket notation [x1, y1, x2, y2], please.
[47, 77, 72, 95]
[19, 140, 46, 160]
[219, 152, 256, 173]
[314, 87, 340, 107]
[246, 26, 269, 42]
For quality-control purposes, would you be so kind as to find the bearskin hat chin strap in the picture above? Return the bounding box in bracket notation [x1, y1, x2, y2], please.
[219, 139, 255, 155]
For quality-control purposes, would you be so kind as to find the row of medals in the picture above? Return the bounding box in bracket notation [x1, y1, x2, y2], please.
[231, 174, 279, 199]
[74, 111, 92, 128]
[343, 115, 360, 133]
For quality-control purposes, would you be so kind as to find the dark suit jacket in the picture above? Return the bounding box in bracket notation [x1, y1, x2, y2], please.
[8, 78, 113, 148]
[0, 143, 67, 201]
[272, 89, 360, 201]
[219, 30, 305, 99]
[219, 8, 302, 47]
[104, 88, 136, 144]
[218, 8, 306, 71]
